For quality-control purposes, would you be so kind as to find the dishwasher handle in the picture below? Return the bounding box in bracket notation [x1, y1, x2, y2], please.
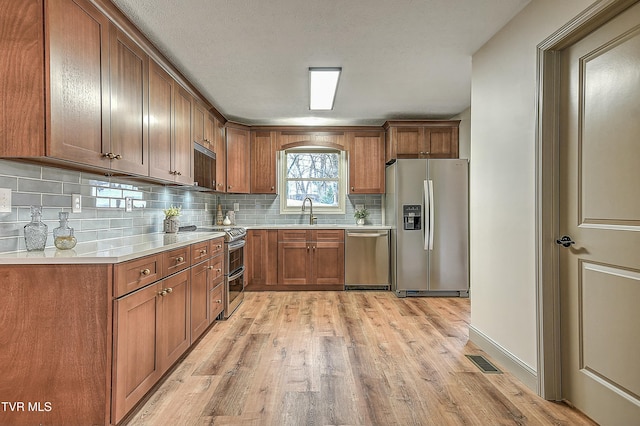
[346, 232, 388, 238]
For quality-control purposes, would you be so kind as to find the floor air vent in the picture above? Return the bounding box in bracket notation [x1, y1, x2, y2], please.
[465, 355, 502, 374]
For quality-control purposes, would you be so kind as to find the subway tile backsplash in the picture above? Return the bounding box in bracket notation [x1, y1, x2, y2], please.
[0, 159, 383, 253]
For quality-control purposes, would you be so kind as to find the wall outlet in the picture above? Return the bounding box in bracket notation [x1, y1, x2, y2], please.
[355, 204, 365, 211]
[233, 202, 239, 212]
[0, 188, 11, 213]
[125, 197, 133, 212]
[72, 194, 82, 213]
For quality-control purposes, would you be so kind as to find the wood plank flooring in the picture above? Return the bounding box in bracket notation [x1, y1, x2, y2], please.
[125, 291, 595, 425]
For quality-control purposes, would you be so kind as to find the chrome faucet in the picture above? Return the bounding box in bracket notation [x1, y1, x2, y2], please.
[302, 197, 317, 225]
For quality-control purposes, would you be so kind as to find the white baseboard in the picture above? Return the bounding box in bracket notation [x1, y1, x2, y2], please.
[468, 325, 538, 393]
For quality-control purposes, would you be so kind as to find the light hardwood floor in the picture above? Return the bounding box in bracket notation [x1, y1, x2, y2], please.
[125, 291, 595, 425]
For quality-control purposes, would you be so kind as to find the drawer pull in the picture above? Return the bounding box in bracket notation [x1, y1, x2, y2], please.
[215, 299, 222, 304]
[176, 256, 184, 263]
[159, 290, 167, 297]
[216, 244, 222, 249]
[200, 249, 207, 255]
[166, 287, 173, 294]
[141, 268, 151, 276]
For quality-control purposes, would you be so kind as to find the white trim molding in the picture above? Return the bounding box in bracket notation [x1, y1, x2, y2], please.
[469, 326, 538, 392]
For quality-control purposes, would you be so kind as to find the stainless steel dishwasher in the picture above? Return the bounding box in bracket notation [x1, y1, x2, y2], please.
[345, 229, 390, 290]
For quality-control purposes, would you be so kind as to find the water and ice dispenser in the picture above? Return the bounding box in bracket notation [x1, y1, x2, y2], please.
[403, 205, 421, 230]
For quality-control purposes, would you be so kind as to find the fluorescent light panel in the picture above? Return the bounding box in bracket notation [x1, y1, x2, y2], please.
[309, 67, 341, 110]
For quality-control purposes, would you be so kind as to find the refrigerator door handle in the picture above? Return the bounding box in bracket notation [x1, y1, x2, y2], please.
[428, 179, 435, 251]
[423, 180, 429, 251]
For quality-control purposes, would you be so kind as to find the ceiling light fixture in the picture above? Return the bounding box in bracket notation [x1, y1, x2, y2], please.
[309, 67, 341, 110]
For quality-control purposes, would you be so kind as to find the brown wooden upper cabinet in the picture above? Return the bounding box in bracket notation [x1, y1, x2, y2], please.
[226, 124, 250, 193]
[250, 130, 278, 194]
[9, 0, 113, 163]
[193, 103, 221, 152]
[384, 120, 460, 163]
[347, 130, 385, 194]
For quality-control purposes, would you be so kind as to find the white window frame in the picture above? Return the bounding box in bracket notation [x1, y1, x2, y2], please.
[279, 147, 347, 215]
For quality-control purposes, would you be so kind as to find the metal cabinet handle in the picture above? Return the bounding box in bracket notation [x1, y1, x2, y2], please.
[159, 290, 167, 297]
[166, 287, 173, 293]
[200, 249, 207, 255]
[215, 299, 222, 304]
[114, 154, 122, 160]
[141, 268, 151, 276]
[176, 256, 184, 263]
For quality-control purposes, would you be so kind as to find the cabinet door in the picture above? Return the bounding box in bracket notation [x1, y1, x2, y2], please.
[204, 113, 216, 148]
[313, 239, 345, 285]
[394, 127, 423, 158]
[250, 131, 277, 193]
[424, 127, 458, 158]
[0, 0, 45, 156]
[348, 131, 385, 194]
[109, 26, 148, 175]
[192, 103, 206, 147]
[158, 270, 191, 372]
[278, 241, 312, 285]
[148, 60, 174, 181]
[247, 229, 278, 287]
[47, 0, 110, 167]
[173, 85, 193, 184]
[190, 261, 209, 343]
[112, 282, 162, 424]
[226, 126, 250, 193]
[215, 123, 227, 192]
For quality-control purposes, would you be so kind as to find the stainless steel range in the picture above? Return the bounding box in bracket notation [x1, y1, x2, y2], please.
[206, 226, 246, 318]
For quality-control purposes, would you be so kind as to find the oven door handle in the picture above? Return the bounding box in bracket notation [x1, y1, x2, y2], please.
[227, 266, 245, 282]
[227, 239, 246, 250]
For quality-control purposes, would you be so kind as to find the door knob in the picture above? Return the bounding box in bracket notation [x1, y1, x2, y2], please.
[555, 235, 575, 248]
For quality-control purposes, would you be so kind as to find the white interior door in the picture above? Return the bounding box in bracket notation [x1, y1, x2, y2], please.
[559, 3, 640, 424]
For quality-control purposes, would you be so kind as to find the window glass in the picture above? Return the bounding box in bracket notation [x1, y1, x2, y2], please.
[280, 149, 345, 213]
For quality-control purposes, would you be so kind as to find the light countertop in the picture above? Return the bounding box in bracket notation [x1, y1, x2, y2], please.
[0, 231, 226, 265]
[245, 224, 393, 230]
[0, 225, 395, 265]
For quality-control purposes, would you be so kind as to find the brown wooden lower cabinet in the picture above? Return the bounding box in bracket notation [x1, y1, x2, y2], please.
[0, 236, 225, 425]
[247, 228, 344, 291]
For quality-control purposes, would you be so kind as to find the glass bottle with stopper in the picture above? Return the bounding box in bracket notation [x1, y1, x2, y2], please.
[24, 205, 48, 251]
[53, 211, 77, 250]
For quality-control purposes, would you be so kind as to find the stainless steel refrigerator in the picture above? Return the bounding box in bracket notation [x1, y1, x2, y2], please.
[385, 159, 469, 297]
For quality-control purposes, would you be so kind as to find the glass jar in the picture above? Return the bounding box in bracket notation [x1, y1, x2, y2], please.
[53, 211, 77, 250]
[24, 206, 48, 251]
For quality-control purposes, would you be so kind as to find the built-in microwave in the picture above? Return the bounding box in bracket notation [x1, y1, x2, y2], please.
[193, 143, 216, 190]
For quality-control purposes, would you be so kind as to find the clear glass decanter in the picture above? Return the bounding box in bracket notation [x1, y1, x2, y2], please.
[24, 206, 48, 251]
[53, 211, 77, 250]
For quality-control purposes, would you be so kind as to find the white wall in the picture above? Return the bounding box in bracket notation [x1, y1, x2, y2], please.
[470, 0, 593, 372]
[454, 107, 471, 160]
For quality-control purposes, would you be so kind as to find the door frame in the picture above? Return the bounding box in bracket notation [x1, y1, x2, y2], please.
[535, 0, 639, 400]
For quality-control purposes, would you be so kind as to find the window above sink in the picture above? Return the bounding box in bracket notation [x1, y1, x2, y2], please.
[279, 147, 346, 214]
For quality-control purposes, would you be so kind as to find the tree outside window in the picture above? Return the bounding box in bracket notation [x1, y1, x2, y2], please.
[281, 149, 345, 213]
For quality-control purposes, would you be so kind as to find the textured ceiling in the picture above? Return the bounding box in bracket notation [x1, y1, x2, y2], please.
[111, 0, 530, 126]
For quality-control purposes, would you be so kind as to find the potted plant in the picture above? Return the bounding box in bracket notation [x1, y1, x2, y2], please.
[163, 205, 181, 233]
[353, 207, 369, 226]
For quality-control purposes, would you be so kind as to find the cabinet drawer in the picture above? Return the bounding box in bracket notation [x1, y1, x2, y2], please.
[209, 256, 224, 282]
[114, 254, 163, 297]
[209, 237, 224, 258]
[315, 229, 344, 242]
[191, 241, 211, 264]
[209, 281, 224, 320]
[278, 229, 308, 241]
[162, 246, 191, 277]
